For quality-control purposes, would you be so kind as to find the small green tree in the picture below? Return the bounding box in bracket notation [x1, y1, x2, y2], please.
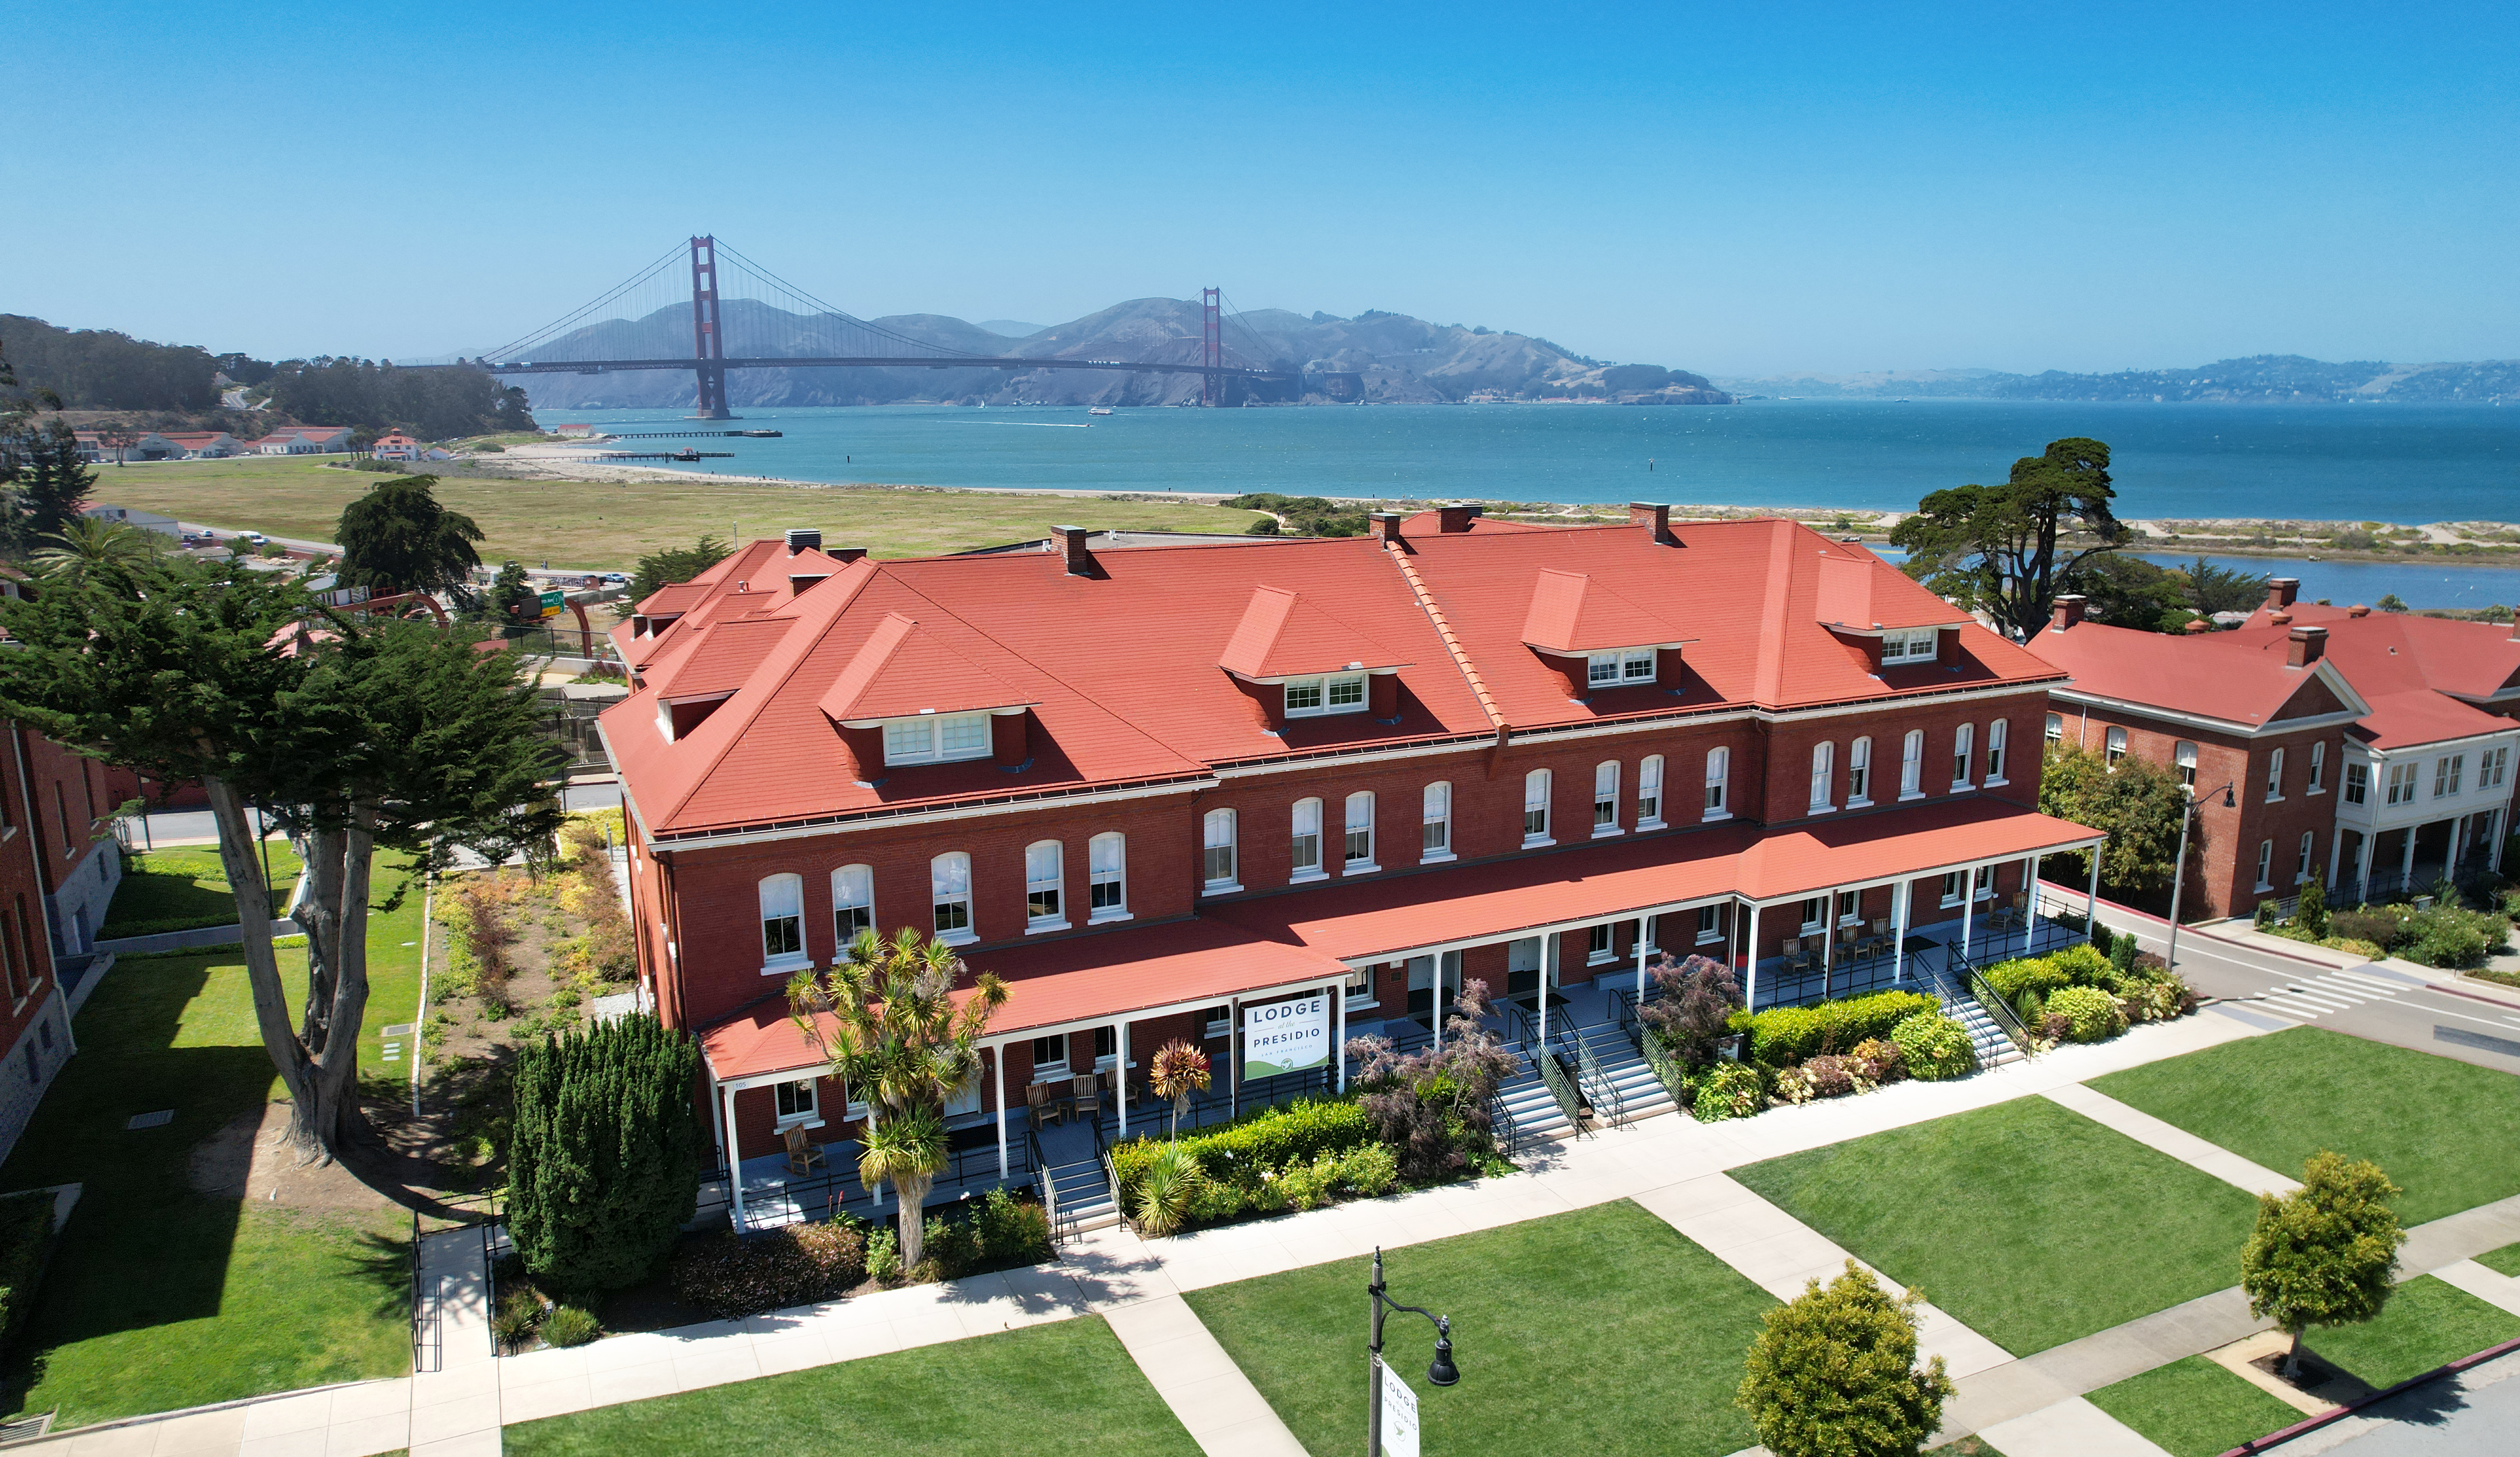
[629, 533, 733, 601]
[508, 1014, 703, 1292]
[2038, 742, 2187, 895]
[2296, 876, 2329, 940]
[335, 474, 484, 599]
[1740, 1261, 1954, 1457]
[787, 928, 1007, 1270]
[1, 419, 98, 552]
[491, 560, 536, 624]
[2242, 1151, 2405, 1378]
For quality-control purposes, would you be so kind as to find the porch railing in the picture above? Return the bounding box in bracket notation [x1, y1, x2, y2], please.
[1531, 1044, 1589, 1137]
[1944, 948, 2039, 1058]
[408, 1209, 440, 1375]
[1488, 1089, 1523, 1161]
[1575, 1033, 1626, 1130]
[1629, 1017, 1691, 1113]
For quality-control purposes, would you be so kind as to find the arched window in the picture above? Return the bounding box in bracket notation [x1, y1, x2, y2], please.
[1342, 793, 1376, 870]
[1292, 799, 1324, 878]
[1899, 731, 1924, 797]
[1951, 723, 1975, 788]
[1808, 742, 1834, 811]
[2105, 726, 2128, 767]
[1847, 737, 1872, 805]
[1203, 809, 1238, 888]
[1421, 782, 1452, 860]
[1637, 755, 1664, 826]
[930, 853, 973, 941]
[1985, 720, 2009, 783]
[1089, 833, 1127, 917]
[1593, 761, 1620, 833]
[1523, 769, 1553, 844]
[759, 873, 805, 965]
[1024, 840, 1065, 928]
[1704, 747, 1729, 818]
[2308, 740, 2327, 793]
[2266, 747, 2285, 800]
[2253, 839, 2274, 891]
[2174, 741, 2198, 789]
[832, 865, 874, 944]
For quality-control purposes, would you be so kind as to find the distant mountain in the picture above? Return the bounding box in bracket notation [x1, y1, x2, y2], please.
[505, 297, 1731, 410]
[977, 320, 1046, 338]
[1717, 355, 2520, 404]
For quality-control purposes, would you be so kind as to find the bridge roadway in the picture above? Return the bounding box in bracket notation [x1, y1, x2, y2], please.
[476, 355, 1296, 380]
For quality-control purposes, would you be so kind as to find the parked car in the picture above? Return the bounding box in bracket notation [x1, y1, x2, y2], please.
[599, 572, 629, 585]
[240, 531, 268, 545]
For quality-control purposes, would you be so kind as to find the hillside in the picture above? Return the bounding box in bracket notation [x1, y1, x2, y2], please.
[1719, 355, 2520, 404]
[504, 297, 1731, 410]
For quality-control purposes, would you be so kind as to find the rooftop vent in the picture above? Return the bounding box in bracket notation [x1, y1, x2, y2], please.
[785, 527, 822, 554]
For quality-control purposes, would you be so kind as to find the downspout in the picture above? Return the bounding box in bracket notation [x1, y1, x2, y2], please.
[658, 853, 689, 1031]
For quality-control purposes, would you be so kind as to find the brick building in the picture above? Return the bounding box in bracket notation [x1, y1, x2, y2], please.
[604, 507, 2104, 1217]
[2030, 581, 2520, 921]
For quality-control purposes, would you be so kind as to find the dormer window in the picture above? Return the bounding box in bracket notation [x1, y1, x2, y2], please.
[1586, 649, 1657, 686]
[883, 712, 991, 766]
[1881, 628, 1939, 663]
[1286, 672, 1368, 717]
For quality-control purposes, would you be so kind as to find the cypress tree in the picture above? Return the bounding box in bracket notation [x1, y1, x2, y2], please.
[508, 1013, 702, 1292]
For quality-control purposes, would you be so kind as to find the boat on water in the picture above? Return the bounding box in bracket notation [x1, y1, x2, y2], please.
[1088, 406, 1114, 416]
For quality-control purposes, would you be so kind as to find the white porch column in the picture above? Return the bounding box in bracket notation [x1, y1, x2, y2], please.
[1537, 935, 1551, 1048]
[1115, 1020, 1129, 1140]
[1334, 977, 1347, 1094]
[2450, 815, 2467, 878]
[1431, 967, 1444, 1052]
[2402, 824, 2419, 882]
[2024, 854, 2039, 949]
[721, 1081, 748, 1234]
[1961, 864, 1977, 959]
[2086, 848, 2101, 922]
[1743, 902, 1762, 1012]
[1229, 997, 1241, 1118]
[1636, 915, 1650, 1002]
[2358, 830, 2376, 899]
[1821, 894, 1836, 1000]
[994, 1045, 1009, 1181]
[1893, 880, 1911, 983]
[2492, 808, 2508, 873]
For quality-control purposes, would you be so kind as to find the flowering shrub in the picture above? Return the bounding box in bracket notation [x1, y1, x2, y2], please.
[1639, 954, 1743, 1067]
[1346, 978, 1519, 1182]
[1889, 1011, 1975, 1081]
[1692, 1063, 1765, 1122]
[1846, 1037, 1906, 1085]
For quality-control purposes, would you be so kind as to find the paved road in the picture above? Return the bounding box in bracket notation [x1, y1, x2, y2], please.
[131, 782, 617, 849]
[2101, 910, 2520, 1076]
[2278, 1350, 2520, 1455]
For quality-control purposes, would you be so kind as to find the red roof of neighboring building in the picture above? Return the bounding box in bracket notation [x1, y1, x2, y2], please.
[608, 516, 2065, 839]
[2232, 603, 2520, 707]
[2029, 620, 2364, 731]
[1399, 509, 1551, 535]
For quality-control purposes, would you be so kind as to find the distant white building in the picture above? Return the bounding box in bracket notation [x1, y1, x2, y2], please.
[371, 431, 423, 461]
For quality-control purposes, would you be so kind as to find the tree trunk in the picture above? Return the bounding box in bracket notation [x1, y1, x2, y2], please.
[205, 778, 321, 1152]
[2281, 1329, 2303, 1381]
[292, 801, 377, 1157]
[898, 1172, 932, 1269]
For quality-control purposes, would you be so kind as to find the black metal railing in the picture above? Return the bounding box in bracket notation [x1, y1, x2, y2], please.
[1533, 1044, 1589, 1137]
[1489, 1089, 1523, 1160]
[1945, 948, 2038, 1058]
[409, 1209, 440, 1375]
[1574, 1031, 1626, 1130]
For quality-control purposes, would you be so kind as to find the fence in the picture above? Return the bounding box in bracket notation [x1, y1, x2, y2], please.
[409, 1209, 441, 1374]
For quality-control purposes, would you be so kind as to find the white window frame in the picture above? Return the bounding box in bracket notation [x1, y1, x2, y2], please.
[1940, 871, 1964, 908]
[1846, 737, 1872, 807]
[1343, 793, 1378, 873]
[2483, 746, 2511, 791]
[759, 873, 808, 973]
[1636, 755, 1665, 828]
[1088, 832, 1128, 920]
[2436, 754, 2464, 798]
[2344, 761, 2369, 805]
[2254, 840, 2274, 893]
[1031, 1033, 1070, 1083]
[1696, 904, 1725, 945]
[1292, 797, 1325, 880]
[1799, 897, 1826, 934]
[2386, 762, 2416, 806]
[1703, 747, 1729, 820]
[832, 864, 875, 945]
[2307, 740, 2326, 794]
[2266, 746, 2286, 802]
[1024, 840, 1067, 932]
[1985, 719, 2009, 785]
[1203, 809, 1240, 891]
[1523, 769, 1554, 846]
[1881, 627, 1938, 663]
[2104, 726, 2128, 767]
[930, 852, 974, 944]
[1586, 648, 1657, 686]
[1592, 761, 1621, 836]
[2296, 830, 2315, 884]
[1285, 672, 1368, 718]
[883, 711, 992, 767]
[1951, 723, 1974, 790]
[1900, 731, 1925, 799]
[2045, 712, 2064, 744]
[1586, 922, 1616, 965]
[1809, 741, 1835, 813]
[774, 1078, 820, 1128]
[1344, 967, 1378, 1011]
[1421, 781, 1454, 862]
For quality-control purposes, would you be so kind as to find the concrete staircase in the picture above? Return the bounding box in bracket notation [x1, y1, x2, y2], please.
[1043, 1155, 1117, 1238]
[1570, 1023, 1677, 1126]
[1494, 1050, 1576, 1146]
[1947, 991, 2025, 1069]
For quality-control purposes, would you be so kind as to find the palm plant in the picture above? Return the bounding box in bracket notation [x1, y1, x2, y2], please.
[787, 926, 1007, 1271]
[1133, 1141, 1205, 1236]
[1148, 1039, 1211, 1139]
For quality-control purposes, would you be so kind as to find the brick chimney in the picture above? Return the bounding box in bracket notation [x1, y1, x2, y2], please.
[2263, 577, 2300, 613]
[1054, 525, 1094, 577]
[1628, 502, 1677, 545]
[784, 527, 822, 555]
[2510, 608, 2520, 642]
[2049, 595, 2088, 632]
[828, 546, 868, 564]
[1370, 512, 1405, 545]
[1436, 503, 1482, 534]
[2288, 625, 2328, 668]
[2347, 603, 2370, 618]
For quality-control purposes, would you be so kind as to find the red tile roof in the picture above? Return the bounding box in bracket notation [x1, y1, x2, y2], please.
[817, 613, 1035, 721]
[1519, 569, 1689, 654]
[1216, 585, 1410, 679]
[1814, 552, 1972, 633]
[2029, 620, 2360, 731]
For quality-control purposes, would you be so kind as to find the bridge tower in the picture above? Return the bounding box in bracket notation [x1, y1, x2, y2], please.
[1200, 287, 1222, 407]
[689, 235, 733, 420]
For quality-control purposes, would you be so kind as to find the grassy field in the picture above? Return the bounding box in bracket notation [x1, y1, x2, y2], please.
[502, 1317, 1196, 1456]
[2476, 1241, 2520, 1278]
[86, 454, 1266, 568]
[2089, 1027, 2520, 1225]
[2301, 1275, 2520, 1388]
[0, 854, 431, 1426]
[1732, 1097, 2264, 1356]
[2084, 1355, 2304, 1457]
[98, 838, 303, 940]
[1184, 1200, 1776, 1457]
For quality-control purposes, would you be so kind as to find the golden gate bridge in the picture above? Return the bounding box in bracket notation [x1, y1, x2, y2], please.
[438, 236, 1329, 419]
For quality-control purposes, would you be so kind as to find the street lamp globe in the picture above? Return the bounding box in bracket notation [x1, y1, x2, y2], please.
[1428, 1317, 1459, 1386]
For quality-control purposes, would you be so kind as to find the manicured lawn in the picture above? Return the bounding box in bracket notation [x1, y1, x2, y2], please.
[99, 839, 303, 940]
[1733, 1097, 2263, 1356]
[1184, 1200, 1775, 1457]
[502, 1317, 1196, 1456]
[2085, 1355, 2304, 1457]
[2301, 1275, 2520, 1388]
[2474, 1241, 2520, 1279]
[2090, 1026, 2520, 1224]
[0, 860, 427, 1426]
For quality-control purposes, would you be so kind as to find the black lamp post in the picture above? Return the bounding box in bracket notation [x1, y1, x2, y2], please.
[1367, 1246, 1457, 1456]
[2164, 780, 2237, 974]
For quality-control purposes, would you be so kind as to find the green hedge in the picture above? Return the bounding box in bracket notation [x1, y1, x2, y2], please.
[1735, 990, 1939, 1068]
[1982, 942, 2116, 1001]
[1109, 1097, 1372, 1204]
[0, 1190, 60, 1361]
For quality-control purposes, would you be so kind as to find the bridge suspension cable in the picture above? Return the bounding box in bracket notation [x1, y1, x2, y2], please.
[709, 240, 987, 360]
[480, 241, 688, 362]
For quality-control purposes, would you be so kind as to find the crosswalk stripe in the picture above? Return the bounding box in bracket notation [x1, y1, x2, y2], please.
[2277, 986, 2353, 1010]
[2251, 1000, 2319, 1021]
[2259, 995, 2331, 1018]
[2325, 969, 2405, 994]
[2298, 979, 2381, 1003]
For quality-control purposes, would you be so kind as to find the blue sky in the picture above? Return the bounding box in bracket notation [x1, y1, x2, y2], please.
[6, 1, 2514, 376]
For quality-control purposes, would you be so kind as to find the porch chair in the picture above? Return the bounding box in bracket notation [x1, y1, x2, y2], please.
[1104, 1066, 1142, 1111]
[781, 1124, 827, 1177]
[1072, 1074, 1103, 1120]
[1027, 1080, 1065, 1130]
[1783, 938, 1816, 977]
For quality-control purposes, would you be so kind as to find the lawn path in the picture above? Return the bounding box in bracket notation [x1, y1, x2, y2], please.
[1102, 1296, 1305, 1457]
[2039, 1084, 2301, 1198]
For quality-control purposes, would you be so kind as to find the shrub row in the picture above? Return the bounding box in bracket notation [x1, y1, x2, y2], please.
[917, 1188, 1053, 1280]
[1733, 988, 1939, 1068]
[1109, 1096, 1374, 1206]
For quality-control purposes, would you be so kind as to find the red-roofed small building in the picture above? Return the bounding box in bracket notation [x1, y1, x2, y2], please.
[606, 510, 2105, 1227]
[371, 432, 423, 462]
[2030, 579, 2520, 919]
